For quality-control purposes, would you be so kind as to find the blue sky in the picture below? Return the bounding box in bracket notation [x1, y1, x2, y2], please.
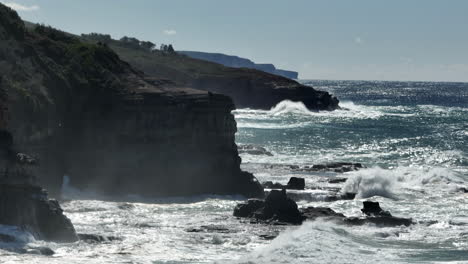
[3, 0, 468, 82]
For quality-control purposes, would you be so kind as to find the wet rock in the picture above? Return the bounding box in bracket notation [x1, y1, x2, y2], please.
[185, 225, 234, 234]
[300, 207, 346, 221]
[286, 177, 305, 190]
[78, 233, 121, 243]
[26, 246, 55, 256]
[234, 196, 412, 228]
[238, 144, 273, 156]
[262, 177, 305, 190]
[262, 181, 285, 189]
[328, 177, 348, 184]
[361, 201, 392, 217]
[234, 190, 303, 225]
[294, 162, 364, 173]
[233, 199, 265, 218]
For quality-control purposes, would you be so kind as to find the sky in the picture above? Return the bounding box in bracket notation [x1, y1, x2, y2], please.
[3, 0, 468, 82]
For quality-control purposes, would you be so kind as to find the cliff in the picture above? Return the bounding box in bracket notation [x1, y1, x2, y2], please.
[178, 51, 299, 79]
[81, 34, 339, 111]
[0, 3, 263, 200]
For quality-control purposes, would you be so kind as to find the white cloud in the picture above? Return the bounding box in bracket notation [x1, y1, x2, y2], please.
[163, 29, 177, 36]
[2, 2, 39, 11]
[354, 37, 364, 44]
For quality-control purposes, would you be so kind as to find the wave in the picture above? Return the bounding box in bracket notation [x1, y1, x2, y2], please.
[341, 166, 464, 199]
[232, 220, 402, 264]
[234, 100, 416, 124]
[269, 100, 313, 116]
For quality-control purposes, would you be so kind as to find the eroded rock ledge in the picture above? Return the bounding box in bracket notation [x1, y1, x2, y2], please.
[0, 130, 77, 242]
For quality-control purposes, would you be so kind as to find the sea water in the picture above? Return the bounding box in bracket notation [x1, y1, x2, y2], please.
[1, 80, 467, 263]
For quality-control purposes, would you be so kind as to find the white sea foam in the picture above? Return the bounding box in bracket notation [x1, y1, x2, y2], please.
[233, 220, 402, 264]
[341, 166, 464, 199]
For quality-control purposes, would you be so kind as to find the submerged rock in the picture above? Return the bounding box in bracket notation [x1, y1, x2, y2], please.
[78, 233, 121, 243]
[295, 162, 364, 173]
[26, 246, 55, 256]
[238, 144, 273, 156]
[262, 177, 305, 190]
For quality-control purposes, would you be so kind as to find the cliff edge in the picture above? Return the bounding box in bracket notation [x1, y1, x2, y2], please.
[81, 34, 339, 111]
[0, 4, 263, 198]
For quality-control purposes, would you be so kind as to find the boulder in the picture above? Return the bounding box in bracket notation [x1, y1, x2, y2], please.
[361, 201, 392, 217]
[262, 177, 305, 190]
[286, 177, 305, 190]
[233, 199, 265, 218]
[234, 190, 303, 224]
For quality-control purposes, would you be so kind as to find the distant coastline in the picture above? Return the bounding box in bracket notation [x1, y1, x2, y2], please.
[179, 50, 299, 79]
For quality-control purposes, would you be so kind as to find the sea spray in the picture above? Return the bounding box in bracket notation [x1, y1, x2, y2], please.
[341, 166, 464, 199]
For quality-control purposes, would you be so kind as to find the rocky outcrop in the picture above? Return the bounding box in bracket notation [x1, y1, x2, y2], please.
[0, 130, 77, 242]
[0, 3, 263, 198]
[178, 51, 299, 79]
[80, 34, 339, 111]
[234, 191, 412, 227]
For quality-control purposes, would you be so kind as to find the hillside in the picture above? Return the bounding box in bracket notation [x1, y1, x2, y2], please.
[81, 34, 339, 110]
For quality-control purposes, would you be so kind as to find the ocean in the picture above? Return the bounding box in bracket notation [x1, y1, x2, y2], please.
[1, 80, 467, 263]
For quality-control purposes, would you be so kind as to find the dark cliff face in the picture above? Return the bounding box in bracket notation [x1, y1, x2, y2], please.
[0, 4, 263, 198]
[87, 37, 339, 111]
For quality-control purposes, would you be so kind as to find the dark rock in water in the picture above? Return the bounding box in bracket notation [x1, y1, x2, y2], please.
[345, 216, 413, 227]
[328, 177, 348, 184]
[339, 192, 356, 200]
[457, 187, 468, 193]
[233, 199, 265, 218]
[234, 194, 412, 228]
[238, 144, 273, 156]
[300, 207, 346, 221]
[292, 162, 364, 173]
[0, 233, 16, 243]
[234, 190, 303, 224]
[262, 181, 286, 190]
[262, 177, 305, 190]
[78, 233, 121, 243]
[286, 177, 305, 190]
[361, 201, 392, 217]
[324, 192, 356, 202]
[185, 225, 234, 234]
[26, 246, 55, 256]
